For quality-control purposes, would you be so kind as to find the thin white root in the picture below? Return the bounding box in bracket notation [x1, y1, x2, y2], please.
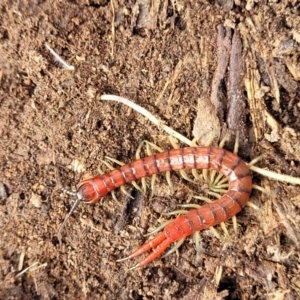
[16, 262, 47, 278]
[100, 95, 192, 145]
[101, 94, 300, 186]
[250, 165, 300, 185]
[45, 43, 75, 71]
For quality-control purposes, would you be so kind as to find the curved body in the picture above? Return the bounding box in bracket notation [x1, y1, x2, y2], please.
[76, 147, 252, 267]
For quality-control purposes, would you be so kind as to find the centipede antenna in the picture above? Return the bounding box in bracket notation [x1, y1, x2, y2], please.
[57, 196, 81, 241]
[54, 166, 77, 197]
[52, 165, 81, 240]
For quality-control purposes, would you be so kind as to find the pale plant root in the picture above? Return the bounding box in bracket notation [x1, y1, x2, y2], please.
[100, 94, 300, 185]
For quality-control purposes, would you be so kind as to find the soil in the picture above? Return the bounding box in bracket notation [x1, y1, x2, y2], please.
[0, 1, 300, 299]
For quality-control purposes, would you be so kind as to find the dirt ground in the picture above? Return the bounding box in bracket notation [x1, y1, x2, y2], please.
[1, 1, 300, 299]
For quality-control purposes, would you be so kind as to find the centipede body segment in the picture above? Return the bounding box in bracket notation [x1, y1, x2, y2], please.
[72, 147, 252, 268]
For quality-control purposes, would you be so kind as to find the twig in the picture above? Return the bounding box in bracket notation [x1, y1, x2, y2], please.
[110, 0, 115, 58]
[226, 28, 248, 155]
[211, 24, 231, 122]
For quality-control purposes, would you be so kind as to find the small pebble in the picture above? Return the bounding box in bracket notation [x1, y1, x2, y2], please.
[0, 182, 8, 204]
[30, 192, 42, 208]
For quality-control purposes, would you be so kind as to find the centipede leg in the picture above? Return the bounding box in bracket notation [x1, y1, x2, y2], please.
[232, 216, 238, 235]
[246, 201, 264, 213]
[117, 232, 166, 263]
[141, 140, 175, 196]
[128, 238, 173, 270]
[191, 132, 217, 186]
[136, 141, 147, 194]
[144, 220, 174, 237]
[205, 130, 230, 187]
[220, 222, 230, 239]
[99, 159, 133, 199]
[169, 136, 194, 183]
[145, 141, 159, 198]
[161, 237, 185, 258]
[209, 226, 222, 240]
[193, 231, 203, 259]
[252, 184, 269, 195]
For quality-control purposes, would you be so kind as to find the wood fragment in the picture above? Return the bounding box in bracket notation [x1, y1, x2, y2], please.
[226, 28, 249, 155]
[211, 24, 232, 123]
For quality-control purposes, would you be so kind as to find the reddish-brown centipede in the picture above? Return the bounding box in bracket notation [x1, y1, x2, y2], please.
[62, 146, 252, 269]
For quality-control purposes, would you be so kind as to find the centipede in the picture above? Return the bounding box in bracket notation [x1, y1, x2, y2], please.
[59, 146, 252, 269]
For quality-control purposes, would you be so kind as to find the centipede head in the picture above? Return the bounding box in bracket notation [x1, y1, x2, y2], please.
[76, 179, 101, 204]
